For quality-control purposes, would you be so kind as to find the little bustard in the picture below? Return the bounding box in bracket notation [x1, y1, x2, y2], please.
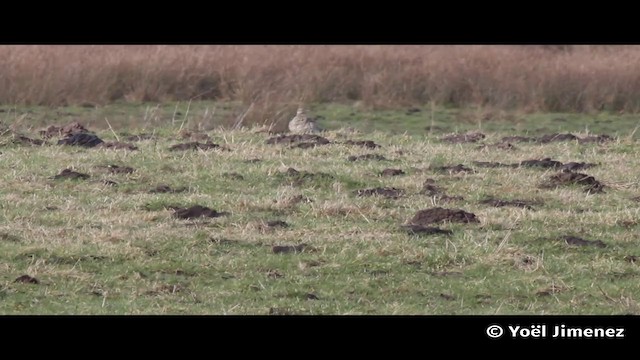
[288, 107, 321, 134]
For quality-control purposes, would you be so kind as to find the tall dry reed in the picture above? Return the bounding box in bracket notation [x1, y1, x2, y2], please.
[1, 45, 639, 124]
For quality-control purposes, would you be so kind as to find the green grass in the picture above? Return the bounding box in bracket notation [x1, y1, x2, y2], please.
[1, 102, 640, 314]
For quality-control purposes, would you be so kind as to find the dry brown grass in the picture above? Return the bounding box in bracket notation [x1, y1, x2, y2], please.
[3, 45, 640, 121]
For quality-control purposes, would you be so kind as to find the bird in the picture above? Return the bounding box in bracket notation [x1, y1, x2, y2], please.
[288, 107, 321, 134]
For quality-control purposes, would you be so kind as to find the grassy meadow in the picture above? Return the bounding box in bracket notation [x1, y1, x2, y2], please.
[2, 101, 640, 314]
[2, 45, 640, 314]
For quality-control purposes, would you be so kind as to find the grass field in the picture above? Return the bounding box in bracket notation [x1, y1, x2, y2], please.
[2, 101, 640, 314]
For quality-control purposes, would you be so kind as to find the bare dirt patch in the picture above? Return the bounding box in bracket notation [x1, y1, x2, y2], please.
[178, 129, 210, 142]
[147, 284, 184, 295]
[268, 307, 297, 315]
[355, 187, 404, 199]
[149, 184, 188, 193]
[96, 165, 135, 174]
[96, 142, 139, 150]
[560, 162, 597, 171]
[537, 133, 579, 143]
[278, 167, 335, 186]
[419, 179, 464, 202]
[560, 235, 607, 248]
[265, 220, 289, 228]
[519, 158, 563, 169]
[441, 132, 486, 144]
[40, 122, 90, 138]
[380, 168, 405, 176]
[410, 207, 480, 225]
[347, 154, 387, 162]
[57, 133, 104, 148]
[476, 142, 518, 151]
[577, 134, 615, 144]
[277, 195, 314, 207]
[539, 171, 605, 193]
[291, 142, 319, 149]
[169, 141, 229, 151]
[272, 244, 311, 254]
[536, 284, 569, 296]
[430, 164, 475, 174]
[401, 224, 453, 236]
[51, 169, 90, 180]
[343, 140, 381, 149]
[479, 197, 542, 210]
[14, 275, 39, 284]
[266, 134, 330, 145]
[471, 161, 516, 168]
[124, 133, 156, 142]
[501, 135, 535, 143]
[10, 135, 46, 146]
[171, 205, 229, 219]
[0, 233, 21, 242]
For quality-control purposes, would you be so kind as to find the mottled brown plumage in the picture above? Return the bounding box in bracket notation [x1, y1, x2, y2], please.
[288, 107, 320, 134]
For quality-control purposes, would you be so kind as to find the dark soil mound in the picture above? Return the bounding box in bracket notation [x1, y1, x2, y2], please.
[477, 142, 518, 151]
[280, 167, 335, 186]
[97, 165, 135, 174]
[479, 197, 542, 210]
[264, 220, 290, 228]
[501, 136, 535, 143]
[169, 141, 228, 151]
[560, 162, 597, 171]
[179, 130, 210, 141]
[577, 134, 615, 144]
[420, 179, 445, 196]
[401, 224, 453, 236]
[471, 161, 516, 168]
[97, 142, 139, 150]
[355, 187, 404, 199]
[441, 132, 486, 143]
[40, 122, 90, 138]
[560, 235, 606, 248]
[537, 133, 578, 143]
[292, 142, 329, 149]
[12, 135, 46, 146]
[410, 207, 480, 225]
[347, 154, 387, 161]
[149, 184, 189, 193]
[380, 168, 405, 176]
[14, 275, 39, 284]
[272, 244, 310, 254]
[57, 133, 104, 148]
[124, 133, 156, 142]
[172, 205, 229, 219]
[541, 171, 605, 193]
[266, 134, 330, 145]
[519, 158, 563, 169]
[343, 140, 381, 149]
[51, 169, 90, 180]
[431, 164, 475, 174]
